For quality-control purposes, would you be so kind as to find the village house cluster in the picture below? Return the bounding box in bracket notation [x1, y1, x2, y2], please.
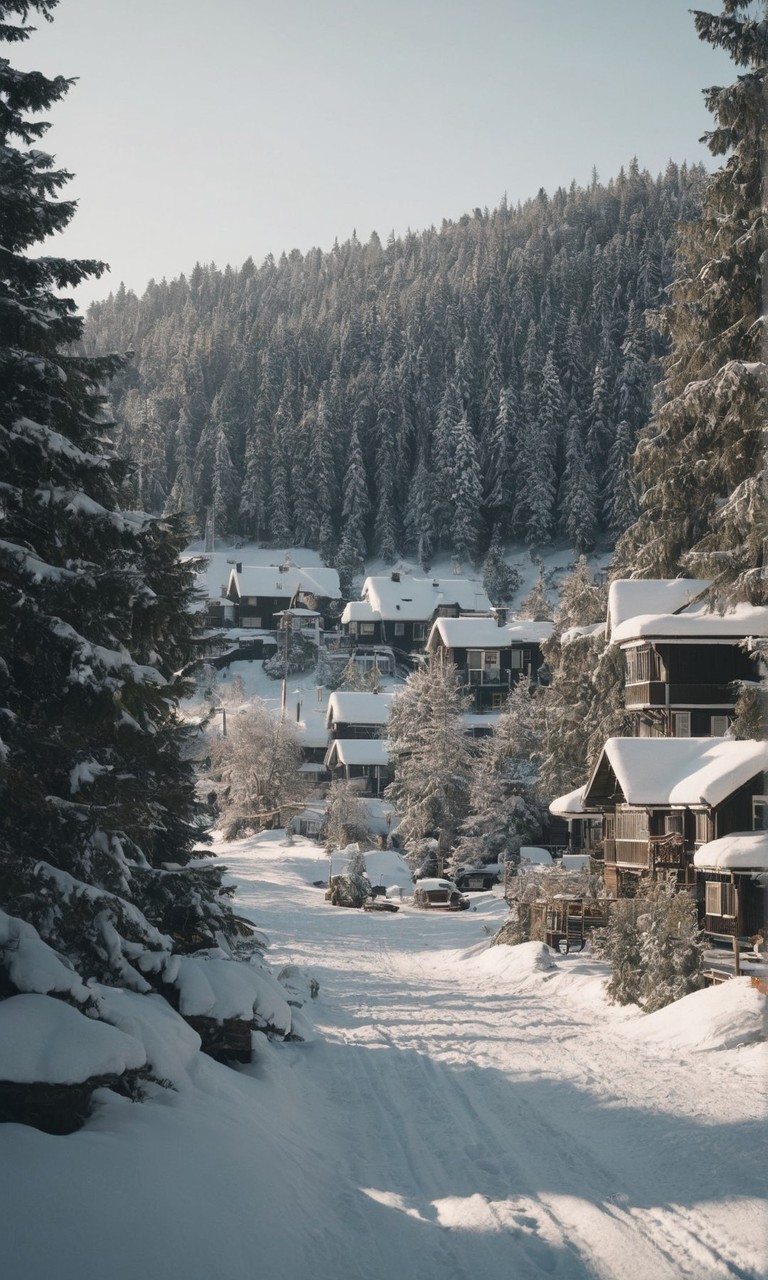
[198, 555, 767, 959]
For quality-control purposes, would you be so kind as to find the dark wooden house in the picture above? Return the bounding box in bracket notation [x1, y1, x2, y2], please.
[324, 738, 391, 797]
[226, 563, 341, 630]
[325, 690, 397, 740]
[426, 614, 553, 712]
[607, 580, 768, 738]
[341, 572, 492, 655]
[579, 736, 768, 898]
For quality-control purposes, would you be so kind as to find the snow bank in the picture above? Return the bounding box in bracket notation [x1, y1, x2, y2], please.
[0, 995, 147, 1084]
[94, 987, 202, 1085]
[623, 977, 768, 1052]
[468, 940, 556, 980]
[0, 910, 90, 1004]
[173, 956, 292, 1034]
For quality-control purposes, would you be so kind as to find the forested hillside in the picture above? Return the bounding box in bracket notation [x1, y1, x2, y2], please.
[84, 162, 706, 571]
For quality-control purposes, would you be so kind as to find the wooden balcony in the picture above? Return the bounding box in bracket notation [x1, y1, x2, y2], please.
[614, 839, 651, 869]
[459, 668, 511, 688]
[624, 681, 735, 709]
[623, 681, 666, 708]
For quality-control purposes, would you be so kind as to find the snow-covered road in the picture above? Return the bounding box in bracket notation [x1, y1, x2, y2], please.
[226, 833, 767, 1280]
[4, 831, 766, 1280]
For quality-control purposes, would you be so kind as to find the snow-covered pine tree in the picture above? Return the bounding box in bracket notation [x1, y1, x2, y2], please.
[452, 679, 548, 871]
[537, 560, 625, 799]
[637, 881, 704, 1012]
[385, 656, 476, 875]
[0, 0, 236, 998]
[482, 527, 520, 605]
[450, 410, 483, 563]
[616, 1, 767, 606]
[336, 418, 369, 597]
[519, 562, 554, 621]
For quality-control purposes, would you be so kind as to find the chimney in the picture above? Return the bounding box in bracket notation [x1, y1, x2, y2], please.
[391, 571, 400, 582]
[495, 607, 508, 627]
[235, 561, 242, 574]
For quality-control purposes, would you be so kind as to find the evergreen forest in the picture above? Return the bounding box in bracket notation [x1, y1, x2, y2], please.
[84, 161, 709, 572]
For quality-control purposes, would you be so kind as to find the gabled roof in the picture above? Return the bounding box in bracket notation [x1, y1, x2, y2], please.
[341, 599, 379, 625]
[361, 574, 491, 621]
[611, 602, 768, 646]
[549, 785, 597, 818]
[693, 830, 768, 872]
[227, 564, 340, 600]
[584, 737, 768, 809]
[325, 690, 397, 729]
[606, 579, 710, 640]
[324, 738, 391, 768]
[428, 616, 554, 650]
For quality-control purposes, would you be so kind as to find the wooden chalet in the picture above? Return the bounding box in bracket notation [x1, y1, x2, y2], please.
[693, 831, 768, 943]
[225, 562, 341, 630]
[426, 613, 554, 712]
[607, 579, 768, 738]
[325, 690, 397, 740]
[577, 737, 768, 897]
[324, 738, 391, 797]
[340, 572, 492, 655]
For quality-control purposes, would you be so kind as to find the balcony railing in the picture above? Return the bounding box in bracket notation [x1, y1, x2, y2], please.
[624, 680, 736, 709]
[460, 668, 511, 687]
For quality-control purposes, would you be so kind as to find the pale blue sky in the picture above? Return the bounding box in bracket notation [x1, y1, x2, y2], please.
[16, 0, 735, 306]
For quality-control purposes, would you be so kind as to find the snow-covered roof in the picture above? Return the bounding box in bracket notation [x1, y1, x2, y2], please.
[586, 737, 768, 809]
[693, 831, 768, 872]
[325, 690, 396, 729]
[361, 574, 491, 621]
[325, 738, 391, 767]
[415, 878, 460, 892]
[341, 599, 378, 624]
[228, 564, 340, 600]
[428, 617, 554, 650]
[606, 579, 711, 639]
[549, 786, 596, 818]
[611, 602, 768, 646]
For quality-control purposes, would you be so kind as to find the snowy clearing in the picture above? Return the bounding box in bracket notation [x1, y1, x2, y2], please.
[3, 830, 767, 1280]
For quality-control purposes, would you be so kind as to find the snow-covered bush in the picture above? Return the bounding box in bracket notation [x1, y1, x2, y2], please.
[209, 702, 307, 837]
[323, 780, 374, 852]
[594, 881, 704, 1011]
[327, 850, 372, 908]
[263, 632, 316, 679]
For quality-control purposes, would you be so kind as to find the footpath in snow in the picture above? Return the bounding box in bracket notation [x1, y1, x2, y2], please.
[3, 831, 767, 1280]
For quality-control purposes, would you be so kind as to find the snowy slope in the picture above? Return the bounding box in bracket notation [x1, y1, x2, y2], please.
[3, 829, 766, 1280]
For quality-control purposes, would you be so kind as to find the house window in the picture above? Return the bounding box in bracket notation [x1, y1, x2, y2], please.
[467, 650, 501, 684]
[625, 646, 662, 683]
[360, 622, 375, 635]
[491, 693, 504, 710]
[672, 711, 691, 737]
[241, 616, 262, 628]
[413, 624, 427, 641]
[664, 814, 684, 835]
[710, 715, 729, 737]
[705, 881, 736, 917]
[695, 812, 710, 843]
[509, 649, 523, 669]
[753, 797, 768, 831]
[394, 622, 404, 636]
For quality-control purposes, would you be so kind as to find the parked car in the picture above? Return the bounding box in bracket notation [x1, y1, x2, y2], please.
[413, 879, 470, 911]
